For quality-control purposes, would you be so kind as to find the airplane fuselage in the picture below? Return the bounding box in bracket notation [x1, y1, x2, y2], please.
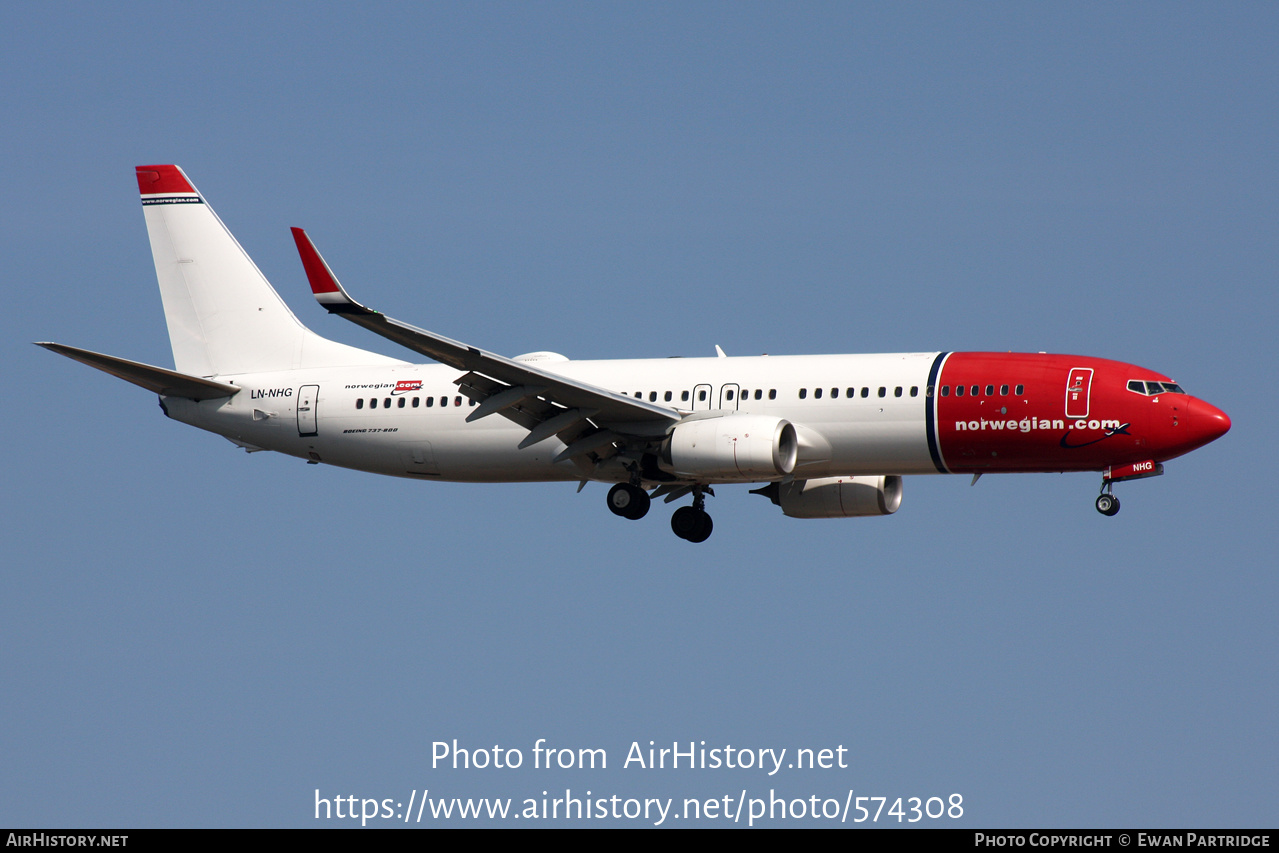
[162, 350, 1228, 484]
[42, 165, 1231, 541]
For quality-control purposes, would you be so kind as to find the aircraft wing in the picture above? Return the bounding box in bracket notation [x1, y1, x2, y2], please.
[292, 229, 679, 463]
[37, 343, 240, 400]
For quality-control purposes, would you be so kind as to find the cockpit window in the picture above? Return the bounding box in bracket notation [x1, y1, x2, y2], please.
[1128, 379, 1187, 396]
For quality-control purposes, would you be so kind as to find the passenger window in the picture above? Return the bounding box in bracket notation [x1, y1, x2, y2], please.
[1000, 385, 1009, 396]
[894, 386, 902, 397]
[398, 397, 406, 408]
[861, 387, 869, 398]
[356, 398, 364, 410]
[846, 387, 855, 398]
[755, 389, 762, 400]
[878, 387, 886, 398]
[985, 385, 994, 396]
[665, 391, 672, 402]
[455, 396, 463, 407]
[649, 391, 657, 402]
[1015, 384, 1024, 395]
[768, 389, 776, 400]
[727, 389, 736, 400]
[939, 386, 948, 397]
[412, 397, 420, 408]
[831, 387, 839, 398]
[970, 385, 979, 396]
[955, 386, 964, 397]
[698, 390, 707, 402]
[799, 388, 807, 399]
[814, 388, 822, 399]
[681, 390, 689, 402]
[910, 386, 919, 397]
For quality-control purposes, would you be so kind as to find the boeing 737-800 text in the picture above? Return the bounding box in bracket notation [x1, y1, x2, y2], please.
[39, 165, 1231, 542]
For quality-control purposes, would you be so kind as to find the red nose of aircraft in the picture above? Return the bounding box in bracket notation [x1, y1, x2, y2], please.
[1188, 399, 1231, 449]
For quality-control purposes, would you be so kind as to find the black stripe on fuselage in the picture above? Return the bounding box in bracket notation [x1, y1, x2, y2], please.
[925, 351, 951, 473]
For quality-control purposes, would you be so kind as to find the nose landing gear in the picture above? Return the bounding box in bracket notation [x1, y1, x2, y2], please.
[1096, 460, 1164, 515]
[1095, 491, 1120, 516]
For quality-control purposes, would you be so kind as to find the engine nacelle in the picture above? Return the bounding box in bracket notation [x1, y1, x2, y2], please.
[757, 476, 903, 519]
[662, 415, 798, 481]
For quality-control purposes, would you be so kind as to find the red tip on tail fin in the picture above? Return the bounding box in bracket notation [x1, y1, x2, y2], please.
[136, 165, 196, 195]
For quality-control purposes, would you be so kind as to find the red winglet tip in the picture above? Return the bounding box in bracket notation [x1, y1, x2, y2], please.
[291, 228, 342, 295]
[136, 164, 195, 195]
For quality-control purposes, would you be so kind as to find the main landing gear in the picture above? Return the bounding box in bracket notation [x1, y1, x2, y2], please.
[671, 488, 713, 543]
[607, 482, 650, 520]
[606, 482, 714, 542]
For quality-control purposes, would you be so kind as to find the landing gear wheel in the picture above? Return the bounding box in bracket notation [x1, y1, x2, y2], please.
[687, 511, 713, 542]
[1095, 493, 1120, 516]
[671, 506, 713, 542]
[607, 483, 650, 520]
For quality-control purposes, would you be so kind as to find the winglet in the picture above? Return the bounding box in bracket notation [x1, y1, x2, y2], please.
[291, 227, 369, 314]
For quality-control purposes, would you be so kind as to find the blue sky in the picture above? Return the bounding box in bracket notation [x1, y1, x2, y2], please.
[3, 3, 1275, 827]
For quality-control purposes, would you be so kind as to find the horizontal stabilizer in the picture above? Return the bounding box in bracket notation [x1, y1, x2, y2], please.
[36, 343, 240, 400]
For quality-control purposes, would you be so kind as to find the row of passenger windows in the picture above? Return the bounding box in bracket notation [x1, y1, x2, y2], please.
[621, 386, 928, 403]
[355, 396, 471, 410]
[937, 384, 1025, 398]
[799, 386, 918, 400]
[355, 383, 1029, 411]
[622, 389, 779, 403]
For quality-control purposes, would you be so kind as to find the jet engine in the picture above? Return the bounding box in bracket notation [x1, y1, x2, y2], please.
[753, 476, 903, 519]
[661, 415, 798, 481]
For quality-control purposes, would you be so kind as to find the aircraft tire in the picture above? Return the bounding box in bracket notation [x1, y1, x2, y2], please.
[672, 507, 713, 542]
[671, 506, 698, 539]
[1095, 494, 1120, 516]
[687, 510, 713, 543]
[608, 483, 650, 520]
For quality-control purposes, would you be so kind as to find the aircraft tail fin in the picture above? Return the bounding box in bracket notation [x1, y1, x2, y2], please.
[136, 165, 398, 376]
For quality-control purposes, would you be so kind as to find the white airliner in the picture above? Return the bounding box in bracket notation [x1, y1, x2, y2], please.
[40, 165, 1231, 541]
